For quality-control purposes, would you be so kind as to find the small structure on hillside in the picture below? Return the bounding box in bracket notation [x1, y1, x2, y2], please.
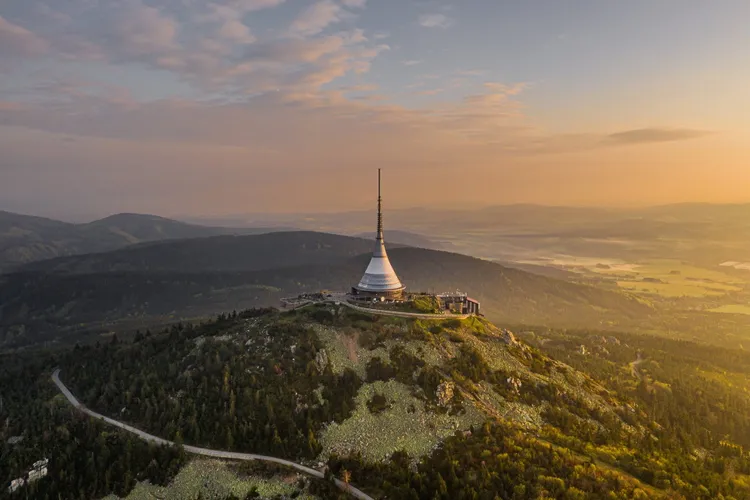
[437, 292, 481, 315]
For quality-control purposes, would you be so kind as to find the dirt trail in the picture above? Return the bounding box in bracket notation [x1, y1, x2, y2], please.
[629, 351, 645, 381]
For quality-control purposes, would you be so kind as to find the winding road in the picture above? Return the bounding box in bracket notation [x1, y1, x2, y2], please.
[51, 369, 374, 500]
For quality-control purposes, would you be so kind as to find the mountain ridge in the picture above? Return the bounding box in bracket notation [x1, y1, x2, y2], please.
[0, 231, 651, 348]
[0, 210, 288, 272]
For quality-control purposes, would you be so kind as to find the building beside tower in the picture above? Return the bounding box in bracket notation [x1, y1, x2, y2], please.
[351, 169, 406, 300]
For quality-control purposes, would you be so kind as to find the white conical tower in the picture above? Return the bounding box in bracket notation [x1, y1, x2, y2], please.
[352, 169, 405, 298]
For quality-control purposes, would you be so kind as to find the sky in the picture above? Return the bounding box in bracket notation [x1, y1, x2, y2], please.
[1, 0, 749, 220]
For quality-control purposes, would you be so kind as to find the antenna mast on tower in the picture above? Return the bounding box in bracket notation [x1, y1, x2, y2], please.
[377, 168, 383, 240]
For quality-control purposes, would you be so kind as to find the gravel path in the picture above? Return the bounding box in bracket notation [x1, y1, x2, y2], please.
[629, 352, 645, 382]
[51, 369, 374, 500]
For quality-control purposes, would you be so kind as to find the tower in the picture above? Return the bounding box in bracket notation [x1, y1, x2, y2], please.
[351, 169, 405, 299]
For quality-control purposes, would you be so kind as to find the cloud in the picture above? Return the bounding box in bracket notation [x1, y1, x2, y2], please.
[0, 77, 533, 153]
[402, 59, 422, 66]
[0, 101, 27, 112]
[418, 13, 453, 29]
[15, 1, 183, 67]
[607, 128, 712, 144]
[455, 69, 485, 77]
[415, 88, 444, 96]
[235, 30, 385, 95]
[196, 0, 287, 44]
[203, 4, 256, 44]
[339, 84, 379, 92]
[0, 15, 49, 58]
[0, 0, 383, 95]
[109, 2, 179, 58]
[289, 0, 345, 37]
[244, 36, 345, 63]
[235, 0, 287, 11]
[341, 0, 367, 8]
[482, 82, 528, 96]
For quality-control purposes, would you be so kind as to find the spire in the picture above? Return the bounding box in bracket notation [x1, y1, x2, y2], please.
[352, 168, 405, 297]
[377, 168, 383, 241]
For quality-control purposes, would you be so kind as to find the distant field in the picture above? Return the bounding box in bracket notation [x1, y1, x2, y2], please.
[603, 260, 745, 298]
[515, 257, 747, 299]
[709, 305, 750, 316]
[616, 281, 727, 298]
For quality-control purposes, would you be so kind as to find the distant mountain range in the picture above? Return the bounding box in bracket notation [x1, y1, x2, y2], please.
[8, 202, 750, 275]
[0, 211, 454, 273]
[352, 230, 452, 251]
[0, 231, 650, 348]
[183, 203, 750, 266]
[0, 211, 287, 273]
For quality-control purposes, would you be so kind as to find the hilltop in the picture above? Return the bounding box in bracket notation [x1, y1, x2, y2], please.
[0, 231, 650, 348]
[6, 305, 742, 499]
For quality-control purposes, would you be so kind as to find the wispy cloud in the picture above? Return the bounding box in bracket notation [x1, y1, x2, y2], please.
[607, 128, 712, 144]
[455, 69, 485, 77]
[339, 84, 379, 92]
[0, 0, 386, 97]
[402, 59, 422, 66]
[202, 4, 256, 44]
[418, 13, 453, 29]
[415, 88, 444, 96]
[288, 0, 345, 37]
[238, 0, 288, 11]
[341, 0, 367, 8]
[0, 77, 533, 151]
[0, 15, 49, 58]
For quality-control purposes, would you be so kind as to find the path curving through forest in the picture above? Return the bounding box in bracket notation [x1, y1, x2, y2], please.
[51, 369, 374, 500]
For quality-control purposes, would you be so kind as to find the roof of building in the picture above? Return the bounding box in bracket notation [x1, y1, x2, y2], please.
[355, 237, 404, 292]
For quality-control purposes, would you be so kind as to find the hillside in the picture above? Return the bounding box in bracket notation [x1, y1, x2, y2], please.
[0, 232, 651, 348]
[0, 211, 284, 272]
[18, 231, 377, 274]
[4, 306, 748, 499]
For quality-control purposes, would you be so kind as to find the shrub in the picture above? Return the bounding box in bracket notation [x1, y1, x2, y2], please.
[366, 393, 390, 414]
[366, 357, 396, 382]
[442, 319, 462, 329]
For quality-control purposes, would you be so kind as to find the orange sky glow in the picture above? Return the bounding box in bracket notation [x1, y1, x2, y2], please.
[0, 1, 748, 218]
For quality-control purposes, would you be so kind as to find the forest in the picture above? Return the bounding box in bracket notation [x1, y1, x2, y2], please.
[0, 349, 187, 500]
[5, 306, 750, 499]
